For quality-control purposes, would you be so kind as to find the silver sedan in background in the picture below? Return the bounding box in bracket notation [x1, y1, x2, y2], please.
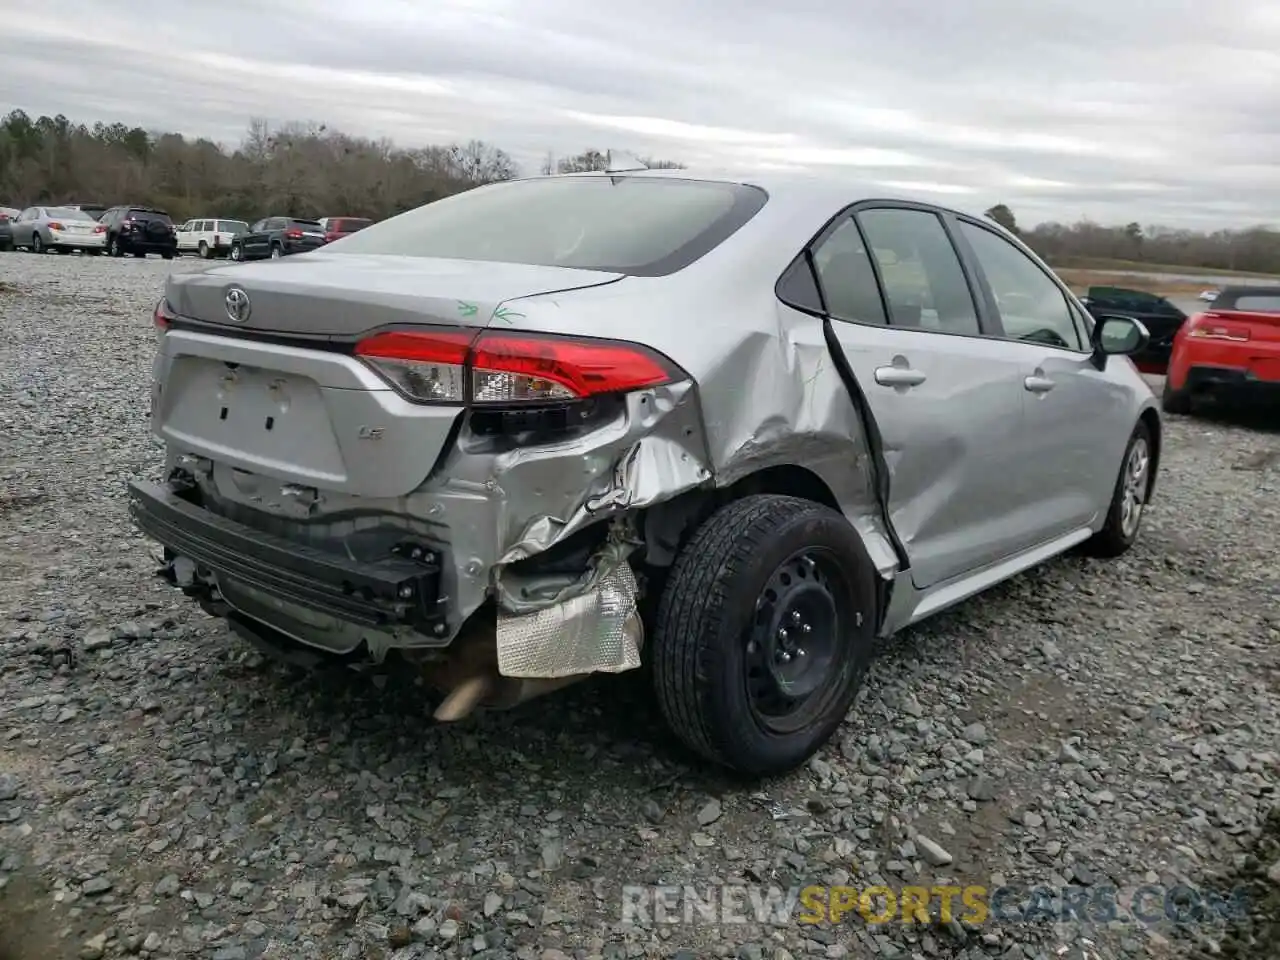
[9, 205, 108, 255]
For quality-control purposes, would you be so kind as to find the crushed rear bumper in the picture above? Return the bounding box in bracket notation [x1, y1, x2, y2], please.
[126, 480, 446, 633]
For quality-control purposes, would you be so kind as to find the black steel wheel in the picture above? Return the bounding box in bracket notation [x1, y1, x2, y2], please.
[651, 493, 877, 777]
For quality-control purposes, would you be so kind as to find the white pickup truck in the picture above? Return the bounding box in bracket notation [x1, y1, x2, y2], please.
[175, 218, 250, 259]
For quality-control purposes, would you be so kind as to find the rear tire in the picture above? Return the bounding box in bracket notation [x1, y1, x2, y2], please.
[198, 241, 210, 259]
[1161, 379, 1193, 415]
[1082, 420, 1152, 559]
[270, 244, 282, 259]
[650, 494, 876, 778]
[162, 251, 174, 261]
[31, 234, 44, 254]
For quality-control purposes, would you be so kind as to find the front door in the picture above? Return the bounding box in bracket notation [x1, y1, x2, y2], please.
[952, 217, 1133, 537]
[812, 205, 1033, 590]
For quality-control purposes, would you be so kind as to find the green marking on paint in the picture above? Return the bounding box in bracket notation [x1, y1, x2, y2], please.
[492, 306, 525, 325]
[457, 301, 479, 317]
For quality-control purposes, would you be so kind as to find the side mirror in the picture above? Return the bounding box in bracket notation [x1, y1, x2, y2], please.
[1091, 314, 1149, 366]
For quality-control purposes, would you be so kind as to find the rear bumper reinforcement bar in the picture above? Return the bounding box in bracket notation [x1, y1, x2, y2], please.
[126, 480, 444, 630]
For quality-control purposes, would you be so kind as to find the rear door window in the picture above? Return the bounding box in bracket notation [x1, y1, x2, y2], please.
[855, 207, 981, 335]
[810, 217, 888, 325]
[330, 175, 768, 276]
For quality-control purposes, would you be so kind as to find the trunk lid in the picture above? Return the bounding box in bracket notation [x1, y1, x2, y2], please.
[164, 253, 624, 337]
[154, 255, 625, 499]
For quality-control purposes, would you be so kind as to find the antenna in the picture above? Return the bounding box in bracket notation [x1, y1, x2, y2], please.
[604, 149, 648, 173]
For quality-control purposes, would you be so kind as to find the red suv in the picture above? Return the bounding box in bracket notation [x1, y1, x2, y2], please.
[322, 217, 373, 243]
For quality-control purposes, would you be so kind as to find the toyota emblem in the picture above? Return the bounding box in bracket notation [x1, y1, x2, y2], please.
[224, 287, 251, 323]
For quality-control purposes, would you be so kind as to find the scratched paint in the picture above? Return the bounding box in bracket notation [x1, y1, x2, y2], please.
[491, 307, 525, 325]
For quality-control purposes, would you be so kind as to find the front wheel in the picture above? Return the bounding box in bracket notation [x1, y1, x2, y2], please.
[1082, 420, 1153, 559]
[650, 494, 876, 777]
[270, 244, 282, 259]
[229, 244, 242, 261]
[108, 236, 123, 257]
[198, 241, 210, 259]
[31, 234, 44, 254]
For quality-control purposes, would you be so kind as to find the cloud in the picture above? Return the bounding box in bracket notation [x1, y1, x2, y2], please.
[2, 0, 1278, 227]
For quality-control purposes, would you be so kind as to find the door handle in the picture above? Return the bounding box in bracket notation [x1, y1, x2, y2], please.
[1024, 375, 1055, 393]
[874, 366, 927, 387]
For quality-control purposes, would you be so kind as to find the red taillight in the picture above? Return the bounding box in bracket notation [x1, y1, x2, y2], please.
[1189, 314, 1250, 342]
[93, 224, 106, 234]
[285, 228, 303, 239]
[153, 298, 176, 332]
[354, 328, 682, 404]
[48, 221, 64, 231]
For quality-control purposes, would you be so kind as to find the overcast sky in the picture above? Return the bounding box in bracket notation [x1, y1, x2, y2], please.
[4, 0, 1279, 228]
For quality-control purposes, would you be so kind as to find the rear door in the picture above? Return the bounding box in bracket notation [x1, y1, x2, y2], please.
[246, 219, 275, 256]
[952, 217, 1132, 534]
[809, 203, 1033, 589]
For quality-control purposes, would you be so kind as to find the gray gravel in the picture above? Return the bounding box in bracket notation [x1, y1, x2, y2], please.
[2, 251, 1278, 960]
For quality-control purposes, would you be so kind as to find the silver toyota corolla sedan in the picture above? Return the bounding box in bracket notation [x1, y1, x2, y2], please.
[9, 205, 108, 254]
[129, 166, 1161, 777]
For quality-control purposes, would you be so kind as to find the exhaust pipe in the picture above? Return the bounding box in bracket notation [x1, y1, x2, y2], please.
[419, 614, 590, 722]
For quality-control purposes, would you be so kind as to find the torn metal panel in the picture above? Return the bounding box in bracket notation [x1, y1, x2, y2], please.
[496, 553, 643, 679]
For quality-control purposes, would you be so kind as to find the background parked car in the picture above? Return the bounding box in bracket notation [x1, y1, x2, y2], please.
[1077, 285, 1187, 373]
[0, 206, 17, 251]
[100, 206, 179, 259]
[320, 216, 374, 243]
[176, 218, 250, 259]
[9, 205, 107, 254]
[228, 216, 326, 260]
[1162, 285, 1280, 415]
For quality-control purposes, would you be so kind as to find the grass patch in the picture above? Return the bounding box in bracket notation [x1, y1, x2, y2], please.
[1046, 256, 1280, 280]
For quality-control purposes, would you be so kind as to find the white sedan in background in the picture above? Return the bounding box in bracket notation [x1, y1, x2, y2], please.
[10, 206, 108, 254]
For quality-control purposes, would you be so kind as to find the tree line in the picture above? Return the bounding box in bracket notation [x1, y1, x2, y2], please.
[0, 109, 682, 224]
[2, 108, 1275, 274]
[983, 203, 1280, 276]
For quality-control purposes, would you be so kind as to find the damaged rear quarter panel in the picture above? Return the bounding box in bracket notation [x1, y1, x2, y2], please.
[486, 211, 900, 582]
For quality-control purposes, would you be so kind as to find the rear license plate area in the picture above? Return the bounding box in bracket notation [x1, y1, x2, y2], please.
[161, 359, 347, 479]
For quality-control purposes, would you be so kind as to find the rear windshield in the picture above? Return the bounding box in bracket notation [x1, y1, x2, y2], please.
[220, 220, 249, 233]
[130, 209, 172, 223]
[329, 176, 768, 276]
[290, 219, 322, 229]
[47, 207, 97, 221]
[1230, 294, 1280, 312]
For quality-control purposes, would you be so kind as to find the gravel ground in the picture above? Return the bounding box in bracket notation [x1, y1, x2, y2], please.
[1, 252, 1278, 960]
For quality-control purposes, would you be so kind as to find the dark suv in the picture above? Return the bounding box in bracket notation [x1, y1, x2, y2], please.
[101, 206, 179, 259]
[229, 217, 326, 261]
